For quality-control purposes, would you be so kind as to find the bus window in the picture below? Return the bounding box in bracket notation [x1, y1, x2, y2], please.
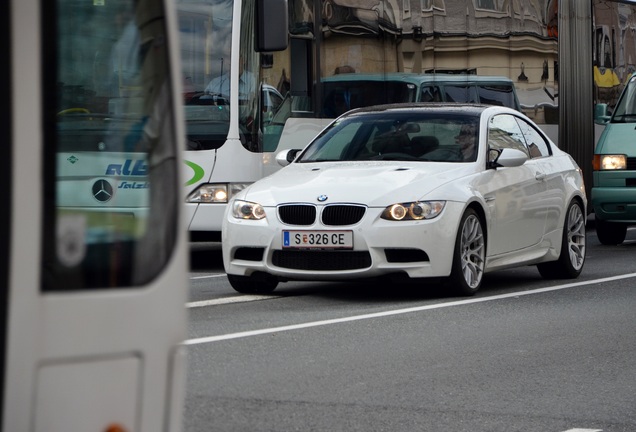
[45, 0, 179, 290]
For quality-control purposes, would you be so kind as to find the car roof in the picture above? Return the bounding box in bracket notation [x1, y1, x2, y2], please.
[344, 102, 495, 117]
[322, 72, 515, 85]
[262, 83, 283, 97]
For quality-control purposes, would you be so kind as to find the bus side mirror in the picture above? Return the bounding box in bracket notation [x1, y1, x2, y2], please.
[256, 0, 288, 52]
[594, 103, 611, 125]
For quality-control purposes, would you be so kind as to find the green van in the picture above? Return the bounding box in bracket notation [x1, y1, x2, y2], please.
[321, 73, 522, 116]
[592, 75, 636, 244]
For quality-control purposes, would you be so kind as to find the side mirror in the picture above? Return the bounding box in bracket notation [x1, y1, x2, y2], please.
[275, 149, 301, 167]
[488, 148, 528, 169]
[256, 0, 288, 52]
[594, 103, 611, 125]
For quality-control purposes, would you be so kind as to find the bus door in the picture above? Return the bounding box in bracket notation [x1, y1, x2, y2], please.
[3, 0, 188, 431]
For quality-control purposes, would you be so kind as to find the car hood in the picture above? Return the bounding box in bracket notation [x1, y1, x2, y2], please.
[242, 161, 473, 206]
[597, 122, 636, 155]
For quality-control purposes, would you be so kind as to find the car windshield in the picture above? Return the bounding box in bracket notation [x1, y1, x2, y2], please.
[611, 77, 636, 123]
[297, 112, 480, 163]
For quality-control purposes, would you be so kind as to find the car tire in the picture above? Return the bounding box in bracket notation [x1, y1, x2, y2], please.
[595, 219, 627, 245]
[448, 208, 485, 296]
[227, 274, 278, 294]
[537, 200, 586, 279]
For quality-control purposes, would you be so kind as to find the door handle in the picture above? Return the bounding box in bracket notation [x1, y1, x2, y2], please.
[535, 172, 547, 181]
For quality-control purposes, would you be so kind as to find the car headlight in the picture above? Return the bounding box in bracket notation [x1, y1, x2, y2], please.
[186, 183, 251, 203]
[593, 154, 627, 171]
[231, 200, 266, 220]
[381, 201, 445, 221]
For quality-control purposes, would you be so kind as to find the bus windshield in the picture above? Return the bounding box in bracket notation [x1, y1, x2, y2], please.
[178, 0, 238, 151]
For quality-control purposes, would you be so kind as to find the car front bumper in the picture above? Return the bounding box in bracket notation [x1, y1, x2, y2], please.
[591, 186, 636, 222]
[222, 202, 465, 282]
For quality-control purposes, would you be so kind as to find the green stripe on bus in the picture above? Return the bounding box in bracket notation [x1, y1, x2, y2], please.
[184, 160, 205, 186]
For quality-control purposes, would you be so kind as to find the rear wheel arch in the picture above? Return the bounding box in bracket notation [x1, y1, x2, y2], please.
[537, 198, 586, 279]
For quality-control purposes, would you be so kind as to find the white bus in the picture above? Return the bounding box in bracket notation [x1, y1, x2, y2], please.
[179, 0, 288, 242]
[3, 0, 188, 430]
[180, 0, 622, 241]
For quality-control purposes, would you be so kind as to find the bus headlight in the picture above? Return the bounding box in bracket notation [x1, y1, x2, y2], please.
[186, 183, 251, 203]
[231, 200, 266, 220]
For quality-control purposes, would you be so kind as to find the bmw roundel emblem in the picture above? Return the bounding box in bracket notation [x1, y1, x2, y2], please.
[317, 195, 328, 202]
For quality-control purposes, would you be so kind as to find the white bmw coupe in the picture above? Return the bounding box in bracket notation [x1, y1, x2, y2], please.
[222, 104, 587, 296]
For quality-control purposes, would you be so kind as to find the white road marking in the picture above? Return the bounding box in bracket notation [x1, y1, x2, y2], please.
[562, 429, 603, 432]
[190, 273, 227, 280]
[187, 294, 282, 308]
[184, 272, 636, 345]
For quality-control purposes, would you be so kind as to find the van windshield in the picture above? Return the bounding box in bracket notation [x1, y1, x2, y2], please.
[424, 83, 518, 108]
[322, 81, 417, 117]
[611, 78, 636, 123]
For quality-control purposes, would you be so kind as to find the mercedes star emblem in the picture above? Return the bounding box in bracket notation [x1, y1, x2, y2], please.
[92, 179, 114, 202]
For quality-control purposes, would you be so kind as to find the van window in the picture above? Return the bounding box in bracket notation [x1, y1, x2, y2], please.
[444, 85, 479, 104]
[420, 86, 442, 102]
[477, 84, 517, 108]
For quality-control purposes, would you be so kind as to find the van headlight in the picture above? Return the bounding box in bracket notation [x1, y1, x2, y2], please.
[593, 154, 627, 170]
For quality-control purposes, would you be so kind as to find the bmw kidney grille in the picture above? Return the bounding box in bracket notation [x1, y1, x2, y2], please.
[278, 204, 366, 226]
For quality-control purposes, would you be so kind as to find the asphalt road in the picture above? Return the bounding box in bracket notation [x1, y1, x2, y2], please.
[183, 225, 636, 432]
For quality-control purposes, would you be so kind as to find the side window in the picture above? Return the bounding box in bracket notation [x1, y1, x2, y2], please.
[515, 117, 551, 158]
[269, 91, 284, 111]
[420, 86, 442, 102]
[477, 85, 517, 110]
[262, 86, 284, 124]
[444, 85, 479, 104]
[488, 114, 529, 156]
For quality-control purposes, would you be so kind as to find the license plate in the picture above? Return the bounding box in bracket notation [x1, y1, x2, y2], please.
[283, 230, 353, 249]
